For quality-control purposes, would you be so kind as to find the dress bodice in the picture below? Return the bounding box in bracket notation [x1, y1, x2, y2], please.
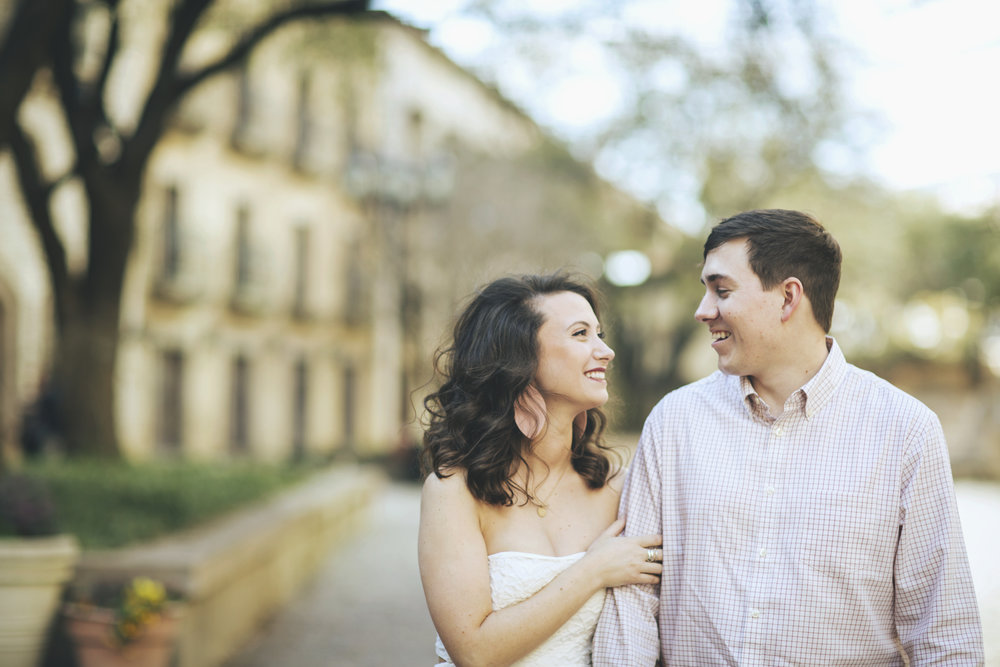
[434, 551, 606, 666]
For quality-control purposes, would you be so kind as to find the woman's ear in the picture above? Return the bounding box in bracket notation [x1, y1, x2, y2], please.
[514, 384, 547, 440]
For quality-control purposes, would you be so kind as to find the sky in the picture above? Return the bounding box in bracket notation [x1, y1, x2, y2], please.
[372, 0, 1000, 217]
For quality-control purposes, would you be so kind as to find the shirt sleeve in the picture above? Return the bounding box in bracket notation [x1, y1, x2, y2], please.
[894, 411, 985, 664]
[593, 408, 665, 666]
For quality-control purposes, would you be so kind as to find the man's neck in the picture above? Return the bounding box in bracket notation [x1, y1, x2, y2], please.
[749, 336, 831, 417]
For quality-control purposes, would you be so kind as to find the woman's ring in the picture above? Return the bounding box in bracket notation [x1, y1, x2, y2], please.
[646, 548, 659, 563]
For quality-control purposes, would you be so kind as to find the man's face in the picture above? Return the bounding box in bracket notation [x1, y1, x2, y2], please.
[694, 239, 785, 378]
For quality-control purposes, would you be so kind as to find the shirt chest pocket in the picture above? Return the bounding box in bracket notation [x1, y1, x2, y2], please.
[796, 492, 896, 579]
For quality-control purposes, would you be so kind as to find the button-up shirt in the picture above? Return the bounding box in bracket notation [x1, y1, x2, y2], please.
[593, 339, 984, 665]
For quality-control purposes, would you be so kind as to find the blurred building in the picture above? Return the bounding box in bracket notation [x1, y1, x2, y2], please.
[0, 11, 661, 462]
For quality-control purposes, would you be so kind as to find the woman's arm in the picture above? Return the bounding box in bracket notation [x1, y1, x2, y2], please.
[419, 472, 661, 667]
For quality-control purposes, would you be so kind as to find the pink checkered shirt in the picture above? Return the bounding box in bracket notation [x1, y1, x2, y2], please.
[593, 339, 984, 666]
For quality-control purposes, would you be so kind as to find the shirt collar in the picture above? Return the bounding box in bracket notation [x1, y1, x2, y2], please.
[739, 337, 846, 421]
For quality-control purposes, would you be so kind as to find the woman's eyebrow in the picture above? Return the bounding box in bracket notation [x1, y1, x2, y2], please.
[566, 320, 600, 331]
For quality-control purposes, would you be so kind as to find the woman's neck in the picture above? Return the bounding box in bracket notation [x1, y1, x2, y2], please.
[528, 420, 573, 467]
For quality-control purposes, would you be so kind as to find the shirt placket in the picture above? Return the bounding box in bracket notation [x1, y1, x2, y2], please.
[741, 407, 789, 665]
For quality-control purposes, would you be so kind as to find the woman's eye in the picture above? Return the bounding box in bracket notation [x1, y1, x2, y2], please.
[573, 329, 587, 337]
[597, 331, 606, 340]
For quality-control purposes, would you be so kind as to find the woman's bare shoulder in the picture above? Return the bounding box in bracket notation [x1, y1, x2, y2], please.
[422, 468, 474, 506]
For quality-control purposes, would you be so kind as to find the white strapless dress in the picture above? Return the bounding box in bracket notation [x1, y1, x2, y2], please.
[434, 551, 606, 666]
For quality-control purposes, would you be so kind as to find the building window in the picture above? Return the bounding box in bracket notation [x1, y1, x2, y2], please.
[234, 204, 251, 289]
[342, 364, 355, 449]
[292, 225, 310, 317]
[0, 301, 6, 445]
[407, 109, 424, 157]
[161, 186, 180, 280]
[230, 355, 250, 455]
[292, 72, 311, 169]
[292, 356, 308, 460]
[345, 238, 362, 325]
[157, 349, 184, 452]
[232, 65, 252, 148]
[154, 184, 203, 303]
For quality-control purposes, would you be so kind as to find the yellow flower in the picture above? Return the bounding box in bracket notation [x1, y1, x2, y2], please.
[111, 577, 170, 646]
[131, 577, 166, 604]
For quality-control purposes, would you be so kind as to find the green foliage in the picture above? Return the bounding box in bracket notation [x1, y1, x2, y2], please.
[904, 213, 1000, 305]
[2, 460, 310, 549]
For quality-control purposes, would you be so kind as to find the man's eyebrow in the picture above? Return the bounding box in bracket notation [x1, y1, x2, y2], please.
[700, 273, 728, 285]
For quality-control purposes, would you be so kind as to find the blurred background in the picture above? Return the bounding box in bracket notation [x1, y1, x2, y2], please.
[1, 0, 998, 472]
[0, 0, 997, 664]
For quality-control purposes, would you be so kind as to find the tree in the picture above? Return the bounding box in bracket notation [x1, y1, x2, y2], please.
[0, 0, 373, 458]
[407, 1, 872, 424]
[431, 0, 866, 231]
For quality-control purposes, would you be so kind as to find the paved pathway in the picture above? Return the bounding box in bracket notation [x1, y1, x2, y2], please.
[226, 479, 1000, 666]
[223, 481, 436, 667]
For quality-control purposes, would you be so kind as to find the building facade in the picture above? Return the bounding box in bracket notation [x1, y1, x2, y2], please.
[0, 11, 659, 463]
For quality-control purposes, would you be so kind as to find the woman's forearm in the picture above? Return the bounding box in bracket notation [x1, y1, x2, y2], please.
[442, 558, 604, 667]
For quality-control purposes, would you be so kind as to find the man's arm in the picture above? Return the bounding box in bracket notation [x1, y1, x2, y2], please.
[895, 413, 984, 664]
[593, 412, 665, 666]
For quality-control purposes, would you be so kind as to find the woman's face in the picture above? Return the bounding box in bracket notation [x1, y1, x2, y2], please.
[532, 291, 615, 416]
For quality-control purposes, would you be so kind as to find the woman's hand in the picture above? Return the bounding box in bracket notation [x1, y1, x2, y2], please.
[582, 518, 662, 588]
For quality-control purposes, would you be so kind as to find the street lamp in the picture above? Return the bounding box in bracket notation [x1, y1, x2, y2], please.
[343, 149, 455, 451]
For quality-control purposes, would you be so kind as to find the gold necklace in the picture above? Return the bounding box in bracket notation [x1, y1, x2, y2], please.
[530, 463, 571, 518]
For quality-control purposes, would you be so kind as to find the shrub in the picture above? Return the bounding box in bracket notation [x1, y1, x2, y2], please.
[5, 459, 310, 548]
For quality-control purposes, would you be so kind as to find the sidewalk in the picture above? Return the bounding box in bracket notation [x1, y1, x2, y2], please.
[222, 481, 436, 667]
[225, 479, 999, 666]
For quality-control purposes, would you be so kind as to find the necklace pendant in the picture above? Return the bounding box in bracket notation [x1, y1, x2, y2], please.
[536, 506, 547, 518]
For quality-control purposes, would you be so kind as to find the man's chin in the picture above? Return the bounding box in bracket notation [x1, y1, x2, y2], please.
[716, 358, 740, 376]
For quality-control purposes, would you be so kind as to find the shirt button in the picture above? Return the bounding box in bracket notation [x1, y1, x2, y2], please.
[765, 486, 775, 496]
[773, 426, 784, 436]
[751, 609, 761, 619]
[759, 548, 767, 559]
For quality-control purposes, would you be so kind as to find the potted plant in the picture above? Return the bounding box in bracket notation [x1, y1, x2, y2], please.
[0, 472, 80, 667]
[63, 576, 184, 667]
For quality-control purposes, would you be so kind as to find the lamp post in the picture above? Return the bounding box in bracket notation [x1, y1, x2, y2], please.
[344, 149, 454, 453]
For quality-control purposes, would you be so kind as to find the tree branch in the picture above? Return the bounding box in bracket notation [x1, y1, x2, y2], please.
[125, 0, 373, 172]
[49, 2, 98, 169]
[91, 6, 121, 113]
[173, 2, 377, 103]
[8, 123, 71, 330]
[0, 0, 74, 149]
[119, 0, 214, 172]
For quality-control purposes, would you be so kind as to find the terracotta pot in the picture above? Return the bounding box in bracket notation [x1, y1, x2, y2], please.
[62, 603, 183, 667]
[0, 534, 79, 667]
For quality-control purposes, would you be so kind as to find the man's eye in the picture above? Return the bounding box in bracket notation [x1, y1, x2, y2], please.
[716, 289, 730, 297]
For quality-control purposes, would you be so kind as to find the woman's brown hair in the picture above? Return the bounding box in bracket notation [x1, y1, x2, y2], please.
[422, 272, 618, 506]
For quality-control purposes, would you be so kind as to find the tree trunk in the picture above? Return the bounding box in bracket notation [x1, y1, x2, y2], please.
[53, 171, 138, 458]
[55, 299, 122, 458]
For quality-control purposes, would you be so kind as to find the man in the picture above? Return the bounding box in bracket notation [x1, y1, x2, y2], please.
[593, 209, 984, 665]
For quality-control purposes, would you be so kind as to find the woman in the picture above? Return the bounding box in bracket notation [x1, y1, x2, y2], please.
[419, 273, 662, 666]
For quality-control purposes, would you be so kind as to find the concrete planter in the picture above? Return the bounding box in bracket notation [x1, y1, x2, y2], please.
[0, 534, 79, 667]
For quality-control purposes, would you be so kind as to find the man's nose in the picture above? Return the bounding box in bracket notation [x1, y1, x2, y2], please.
[694, 293, 716, 322]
